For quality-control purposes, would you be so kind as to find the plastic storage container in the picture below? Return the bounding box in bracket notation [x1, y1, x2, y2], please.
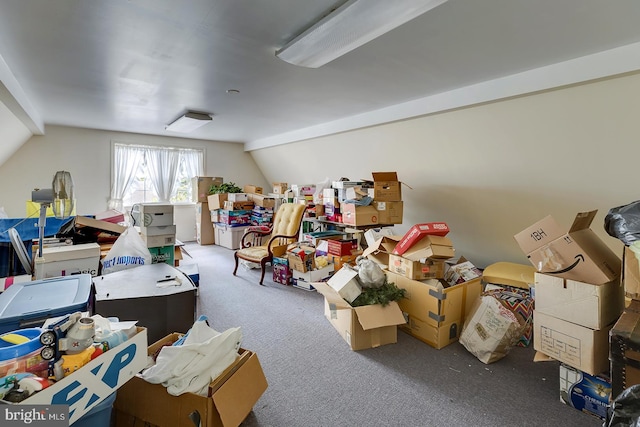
[0, 274, 93, 334]
[74, 391, 116, 427]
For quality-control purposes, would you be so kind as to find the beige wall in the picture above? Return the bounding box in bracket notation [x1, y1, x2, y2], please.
[0, 125, 269, 221]
[250, 72, 640, 268]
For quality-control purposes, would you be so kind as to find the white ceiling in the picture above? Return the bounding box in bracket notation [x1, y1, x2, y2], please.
[2, 0, 640, 151]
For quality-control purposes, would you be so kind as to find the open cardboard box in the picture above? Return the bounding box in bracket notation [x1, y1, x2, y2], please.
[114, 333, 268, 427]
[313, 282, 406, 351]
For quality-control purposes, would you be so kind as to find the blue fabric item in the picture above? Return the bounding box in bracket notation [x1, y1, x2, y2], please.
[0, 217, 73, 243]
[343, 196, 373, 206]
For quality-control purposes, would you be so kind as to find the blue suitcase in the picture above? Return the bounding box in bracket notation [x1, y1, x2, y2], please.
[0, 274, 93, 334]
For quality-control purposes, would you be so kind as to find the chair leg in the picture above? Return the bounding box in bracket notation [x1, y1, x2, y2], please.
[233, 253, 239, 276]
[259, 259, 269, 286]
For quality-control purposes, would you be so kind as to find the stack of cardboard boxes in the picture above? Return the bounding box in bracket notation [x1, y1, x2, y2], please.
[192, 176, 223, 245]
[135, 202, 177, 266]
[514, 210, 624, 420]
[209, 191, 253, 250]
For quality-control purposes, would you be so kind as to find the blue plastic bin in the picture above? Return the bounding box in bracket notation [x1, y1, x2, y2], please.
[74, 391, 116, 427]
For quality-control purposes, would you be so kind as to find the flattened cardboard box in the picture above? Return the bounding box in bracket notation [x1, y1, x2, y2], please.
[386, 271, 482, 349]
[514, 210, 621, 285]
[623, 245, 640, 299]
[534, 272, 624, 330]
[533, 310, 611, 376]
[313, 282, 406, 350]
[610, 300, 640, 400]
[114, 333, 268, 427]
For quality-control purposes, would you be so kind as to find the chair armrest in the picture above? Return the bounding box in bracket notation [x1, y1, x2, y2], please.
[240, 226, 272, 248]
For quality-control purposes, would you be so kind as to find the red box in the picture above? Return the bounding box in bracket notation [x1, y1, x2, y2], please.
[393, 223, 450, 256]
[327, 239, 358, 256]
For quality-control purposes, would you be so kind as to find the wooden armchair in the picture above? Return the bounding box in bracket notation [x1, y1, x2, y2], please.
[233, 203, 307, 285]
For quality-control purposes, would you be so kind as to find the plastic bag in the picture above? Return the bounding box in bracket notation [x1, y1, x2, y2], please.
[356, 256, 386, 289]
[606, 384, 640, 427]
[605, 201, 640, 245]
[101, 227, 152, 274]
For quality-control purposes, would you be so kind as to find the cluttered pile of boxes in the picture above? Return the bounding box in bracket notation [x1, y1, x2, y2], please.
[512, 210, 626, 421]
[132, 202, 177, 266]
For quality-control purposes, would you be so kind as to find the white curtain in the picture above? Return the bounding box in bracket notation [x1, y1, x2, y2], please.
[182, 149, 203, 179]
[145, 147, 180, 202]
[108, 145, 145, 211]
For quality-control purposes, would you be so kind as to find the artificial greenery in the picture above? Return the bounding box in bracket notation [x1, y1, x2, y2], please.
[209, 182, 243, 194]
[350, 280, 406, 307]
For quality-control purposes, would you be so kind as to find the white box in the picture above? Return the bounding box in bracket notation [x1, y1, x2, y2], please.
[35, 242, 101, 278]
[140, 224, 177, 237]
[0, 274, 31, 292]
[327, 266, 362, 303]
[292, 264, 335, 290]
[227, 193, 249, 202]
[11, 327, 148, 425]
[534, 272, 624, 330]
[142, 233, 175, 248]
[132, 203, 174, 227]
[214, 224, 250, 250]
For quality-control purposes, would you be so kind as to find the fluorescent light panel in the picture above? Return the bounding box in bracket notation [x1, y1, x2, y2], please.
[165, 111, 213, 133]
[276, 0, 448, 68]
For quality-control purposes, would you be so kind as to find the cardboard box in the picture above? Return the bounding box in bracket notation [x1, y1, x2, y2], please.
[370, 172, 402, 201]
[292, 264, 335, 291]
[75, 215, 127, 235]
[142, 233, 175, 248]
[248, 193, 276, 208]
[444, 258, 482, 286]
[534, 272, 624, 330]
[362, 235, 400, 267]
[364, 227, 396, 248]
[273, 255, 291, 285]
[223, 200, 254, 211]
[623, 246, 640, 299]
[272, 182, 288, 194]
[149, 244, 175, 265]
[610, 300, 640, 400]
[13, 327, 148, 425]
[227, 193, 249, 202]
[192, 176, 224, 203]
[327, 238, 359, 257]
[35, 242, 101, 278]
[207, 193, 228, 210]
[327, 266, 362, 303]
[132, 203, 174, 227]
[388, 254, 445, 280]
[243, 185, 263, 194]
[341, 204, 379, 226]
[400, 235, 454, 262]
[313, 281, 406, 350]
[514, 210, 621, 284]
[559, 363, 610, 421]
[372, 201, 403, 224]
[328, 252, 361, 271]
[387, 271, 482, 349]
[114, 334, 267, 427]
[217, 209, 251, 227]
[141, 224, 177, 236]
[392, 223, 451, 256]
[533, 310, 611, 376]
[287, 245, 316, 273]
[214, 224, 249, 250]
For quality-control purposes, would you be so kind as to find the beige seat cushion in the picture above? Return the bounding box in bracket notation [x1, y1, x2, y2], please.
[237, 246, 269, 262]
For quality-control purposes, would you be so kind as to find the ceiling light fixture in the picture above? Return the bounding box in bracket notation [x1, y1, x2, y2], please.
[275, 0, 448, 68]
[165, 111, 213, 133]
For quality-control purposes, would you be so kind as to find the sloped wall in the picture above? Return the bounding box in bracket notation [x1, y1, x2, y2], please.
[249, 72, 640, 268]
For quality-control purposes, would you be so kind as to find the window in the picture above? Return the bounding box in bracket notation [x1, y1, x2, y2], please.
[109, 142, 203, 211]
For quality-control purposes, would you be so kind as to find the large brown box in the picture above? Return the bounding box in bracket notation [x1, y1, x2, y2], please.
[610, 299, 640, 400]
[192, 176, 224, 203]
[114, 333, 268, 427]
[196, 202, 215, 245]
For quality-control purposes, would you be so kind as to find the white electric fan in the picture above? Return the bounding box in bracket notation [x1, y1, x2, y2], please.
[9, 171, 75, 278]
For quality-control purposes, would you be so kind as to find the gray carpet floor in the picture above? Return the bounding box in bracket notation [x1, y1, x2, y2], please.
[184, 242, 603, 427]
